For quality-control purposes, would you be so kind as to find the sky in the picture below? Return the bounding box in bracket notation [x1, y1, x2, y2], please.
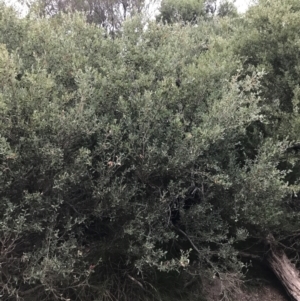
[4, 0, 252, 17]
[233, 0, 252, 13]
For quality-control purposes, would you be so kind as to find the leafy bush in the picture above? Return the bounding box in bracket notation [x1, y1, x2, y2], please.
[0, 1, 299, 300]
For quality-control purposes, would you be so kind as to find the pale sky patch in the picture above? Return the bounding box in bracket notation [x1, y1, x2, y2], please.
[233, 0, 253, 13]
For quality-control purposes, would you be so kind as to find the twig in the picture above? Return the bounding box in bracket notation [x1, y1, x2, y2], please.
[127, 274, 144, 290]
[176, 228, 202, 255]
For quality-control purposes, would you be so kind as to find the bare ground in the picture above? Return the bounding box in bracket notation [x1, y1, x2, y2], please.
[203, 264, 290, 301]
[203, 279, 289, 301]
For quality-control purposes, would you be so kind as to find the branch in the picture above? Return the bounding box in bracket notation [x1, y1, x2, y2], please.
[176, 228, 202, 255]
[19, 284, 44, 296]
[237, 251, 264, 261]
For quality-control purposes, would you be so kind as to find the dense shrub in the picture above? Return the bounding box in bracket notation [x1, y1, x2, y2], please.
[0, 1, 300, 300]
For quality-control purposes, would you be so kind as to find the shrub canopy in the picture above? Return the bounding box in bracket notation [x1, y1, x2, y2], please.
[1, 1, 300, 300]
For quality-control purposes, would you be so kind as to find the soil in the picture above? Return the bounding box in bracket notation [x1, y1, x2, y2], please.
[243, 284, 289, 301]
[242, 260, 290, 301]
[203, 261, 290, 301]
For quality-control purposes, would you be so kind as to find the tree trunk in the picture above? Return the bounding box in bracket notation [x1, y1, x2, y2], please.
[266, 234, 300, 301]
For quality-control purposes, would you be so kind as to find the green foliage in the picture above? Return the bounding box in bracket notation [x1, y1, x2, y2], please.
[158, 0, 206, 23]
[0, 1, 300, 300]
[218, 0, 238, 18]
[230, 0, 300, 232]
[233, 0, 300, 113]
[27, 0, 157, 33]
